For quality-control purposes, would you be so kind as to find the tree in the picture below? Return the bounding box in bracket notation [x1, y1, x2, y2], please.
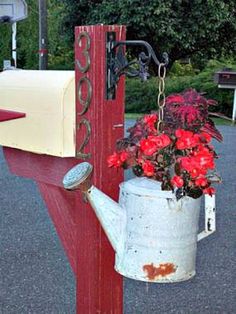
[62, 0, 236, 68]
[0, 0, 70, 70]
[0, 25, 11, 67]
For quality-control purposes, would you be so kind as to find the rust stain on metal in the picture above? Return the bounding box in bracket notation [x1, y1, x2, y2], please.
[143, 263, 176, 280]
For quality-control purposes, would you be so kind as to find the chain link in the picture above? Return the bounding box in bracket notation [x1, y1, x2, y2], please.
[157, 63, 166, 132]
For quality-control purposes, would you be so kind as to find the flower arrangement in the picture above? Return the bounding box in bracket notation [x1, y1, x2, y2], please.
[107, 89, 222, 199]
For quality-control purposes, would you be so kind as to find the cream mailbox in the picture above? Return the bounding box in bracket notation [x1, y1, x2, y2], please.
[0, 70, 75, 156]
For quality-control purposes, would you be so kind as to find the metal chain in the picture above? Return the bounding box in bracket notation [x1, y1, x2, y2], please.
[157, 63, 166, 132]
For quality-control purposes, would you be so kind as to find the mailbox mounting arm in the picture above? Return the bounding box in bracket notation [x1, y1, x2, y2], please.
[106, 32, 169, 99]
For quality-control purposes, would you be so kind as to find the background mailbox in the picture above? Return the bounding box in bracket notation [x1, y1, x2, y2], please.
[0, 70, 75, 156]
[214, 70, 236, 88]
[214, 69, 236, 122]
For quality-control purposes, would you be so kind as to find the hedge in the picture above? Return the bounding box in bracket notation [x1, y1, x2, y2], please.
[125, 59, 236, 116]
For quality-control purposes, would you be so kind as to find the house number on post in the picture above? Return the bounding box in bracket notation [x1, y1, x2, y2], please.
[76, 31, 92, 159]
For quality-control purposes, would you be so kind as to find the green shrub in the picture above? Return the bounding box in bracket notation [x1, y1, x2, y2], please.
[169, 60, 197, 77]
[48, 49, 74, 70]
[0, 24, 12, 70]
[125, 59, 236, 116]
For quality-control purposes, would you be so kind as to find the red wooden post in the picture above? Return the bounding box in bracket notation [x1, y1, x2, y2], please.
[73, 24, 125, 313]
[3, 25, 126, 313]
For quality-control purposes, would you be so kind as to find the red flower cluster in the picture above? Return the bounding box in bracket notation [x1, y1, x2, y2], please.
[141, 160, 155, 177]
[107, 151, 128, 168]
[175, 129, 200, 149]
[107, 123, 220, 198]
[171, 175, 184, 188]
[177, 145, 215, 194]
[140, 134, 171, 155]
[107, 90, 222, 199]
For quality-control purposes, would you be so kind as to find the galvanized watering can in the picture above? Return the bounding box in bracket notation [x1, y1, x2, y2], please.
[63, 162, 216, 283]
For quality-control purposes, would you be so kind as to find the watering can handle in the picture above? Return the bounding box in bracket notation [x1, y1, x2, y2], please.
[197, 195, 216, 241]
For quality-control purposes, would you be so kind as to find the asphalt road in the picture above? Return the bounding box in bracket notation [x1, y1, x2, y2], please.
[0, 123, 236, 314]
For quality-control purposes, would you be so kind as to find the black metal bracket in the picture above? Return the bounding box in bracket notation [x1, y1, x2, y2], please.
[106, 32, 169, 99]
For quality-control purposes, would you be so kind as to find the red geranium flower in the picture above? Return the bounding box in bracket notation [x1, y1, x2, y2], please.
[171, 175, 184, 188]
[175, 129, 200, 149]
[120, 151, 129, 162]
[142, 160, 155, 176]
[107, 152, 122, 168]
[175, 129, 192, 138]
[194, 150, 215, 169]
[189, 167, 207, 178]
[195, 177, 208, 187]
[179, 156, 196, 172]
[140, 138, 158, 156]
[107, 151, 128, 168]
[148, 134, 171, 149]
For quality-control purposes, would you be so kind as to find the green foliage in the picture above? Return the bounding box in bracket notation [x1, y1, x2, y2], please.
[48, 50, 74, 70]
[62, 0, 236, 69]
[47, 1, 74, 70]
[1, 1, 236, 71]
[125, 59, 236, 116]
[17, 0, 38, 69]
[61, 0, 97, 44]
[0, 24, 11, 65]
[125, 78, 157, 113]
[169, 61, 197, 77]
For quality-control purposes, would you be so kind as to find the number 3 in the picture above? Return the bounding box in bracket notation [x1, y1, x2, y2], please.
[76, 31, 91, 73]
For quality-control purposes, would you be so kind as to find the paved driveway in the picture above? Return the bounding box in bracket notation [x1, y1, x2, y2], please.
[0, 124, 236, 313]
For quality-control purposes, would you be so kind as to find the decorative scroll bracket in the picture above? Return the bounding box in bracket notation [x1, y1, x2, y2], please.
[106, 32, 169, 99]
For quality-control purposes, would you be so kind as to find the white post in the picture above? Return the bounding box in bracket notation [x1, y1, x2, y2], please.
[233, 89, 236, 124]
[12, 22, 17, 67]
[198, 195, 216, 241]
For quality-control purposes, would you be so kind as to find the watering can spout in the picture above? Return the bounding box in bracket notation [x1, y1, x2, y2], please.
[63, 162, 126, 253]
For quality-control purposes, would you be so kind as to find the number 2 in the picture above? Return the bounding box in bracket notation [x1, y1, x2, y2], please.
[76, 118, 91, 159]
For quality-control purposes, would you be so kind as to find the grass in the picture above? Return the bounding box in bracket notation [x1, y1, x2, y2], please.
[125, 113, 235, 126]
[125, 113, 143, 120]
[212, 118, 235, 126]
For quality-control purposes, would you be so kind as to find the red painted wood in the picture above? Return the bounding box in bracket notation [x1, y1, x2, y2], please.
[74, 25, 125, 314]
[3, 25, 126, 313]
[3, 149, 79, 275]
[37, 183, 78, 274]
[0, 109, 25, 122]
[4, 148, 76, 186]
